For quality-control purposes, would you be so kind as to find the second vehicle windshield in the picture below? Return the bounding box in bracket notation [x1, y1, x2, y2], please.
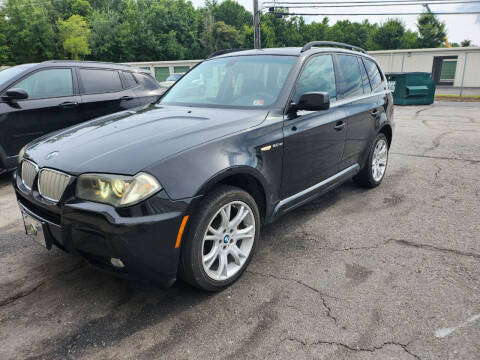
[160, 55, 296, 108]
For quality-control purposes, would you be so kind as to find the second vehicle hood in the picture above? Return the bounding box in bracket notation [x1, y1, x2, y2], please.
[24, 104, 268, 175]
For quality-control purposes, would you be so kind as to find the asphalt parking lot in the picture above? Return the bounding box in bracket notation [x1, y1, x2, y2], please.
[0, 102, 479, 360]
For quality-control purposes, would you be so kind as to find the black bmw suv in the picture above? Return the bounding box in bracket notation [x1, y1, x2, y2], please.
[14, 42, 394, 291]
[0, 61, 163, 174]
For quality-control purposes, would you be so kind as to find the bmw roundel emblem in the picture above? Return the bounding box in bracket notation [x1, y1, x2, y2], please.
[223, 235, 230, 244]
[45, 151, 59, 160]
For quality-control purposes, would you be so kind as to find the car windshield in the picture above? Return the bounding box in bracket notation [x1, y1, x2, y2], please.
[160, 55, 296, 108]
[0, 64, 35, 88]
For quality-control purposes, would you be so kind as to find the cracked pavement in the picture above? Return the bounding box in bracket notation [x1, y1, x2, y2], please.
[0, 102, 479, 359]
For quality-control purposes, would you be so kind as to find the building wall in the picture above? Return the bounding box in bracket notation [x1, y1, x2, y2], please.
[369, 47, 480, 88]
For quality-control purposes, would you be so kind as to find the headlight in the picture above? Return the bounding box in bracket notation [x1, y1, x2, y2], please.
[76, 172, 162, 207]
[18, 146, 26, 164]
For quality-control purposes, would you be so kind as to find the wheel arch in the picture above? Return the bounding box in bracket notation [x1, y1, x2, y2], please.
[192, 166, 269, 223]
[378, 123, 393, 148]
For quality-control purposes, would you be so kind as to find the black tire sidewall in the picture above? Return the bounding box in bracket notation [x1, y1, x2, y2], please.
[181, 186, 260, 291]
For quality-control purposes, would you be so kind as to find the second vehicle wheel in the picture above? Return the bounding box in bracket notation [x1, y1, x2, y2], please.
[179, 185, 260, 291]
[354, 133, 389, 188]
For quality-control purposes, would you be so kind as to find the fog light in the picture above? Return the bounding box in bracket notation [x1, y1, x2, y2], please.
[111, 258, 125, 268]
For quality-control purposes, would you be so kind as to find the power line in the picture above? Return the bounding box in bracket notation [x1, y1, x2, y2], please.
[270, 11, 480, 15]
[264, 1, 480, 8]
[263, 0, 480, 3]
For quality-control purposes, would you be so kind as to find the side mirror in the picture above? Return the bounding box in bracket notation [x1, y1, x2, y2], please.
[2, 88, 29, 101]
[294, 92, 330, 112]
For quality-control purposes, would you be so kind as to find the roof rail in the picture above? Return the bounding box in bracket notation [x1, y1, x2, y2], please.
[301, 41, 367, 54]
[207, 48, 249, 59]
[43, 60, 132, 66]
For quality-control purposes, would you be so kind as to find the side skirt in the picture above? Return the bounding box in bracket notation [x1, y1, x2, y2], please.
[271, 164, 360, 220]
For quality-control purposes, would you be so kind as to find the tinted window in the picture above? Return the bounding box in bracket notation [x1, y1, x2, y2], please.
[13, 68, 73, 99]
[363, 58, 382, 90]
[0, 65, 35, 88]
[161, 56, 296, 108]
[135, 73, 159, 91]
[337, 55, 363, 99]
[294, 54, 336, 103]
[123, 71, 137, 88]
[79, 69, 123, 94]
[358, 57, 371, 93]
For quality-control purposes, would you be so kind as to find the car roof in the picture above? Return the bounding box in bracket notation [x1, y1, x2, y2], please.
[212, 47, 375, 60]
[37, 60, 146, 73]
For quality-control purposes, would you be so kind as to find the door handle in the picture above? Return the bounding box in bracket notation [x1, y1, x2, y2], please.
[334, 121, 345, 131]
[58, 101, 78, 108]
[371, 109, 380, 116]
[120, 96, 134, 101]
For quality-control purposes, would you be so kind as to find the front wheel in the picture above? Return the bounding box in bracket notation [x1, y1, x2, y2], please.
[354, 133, 389, 188]
[179, 185, 260, 291]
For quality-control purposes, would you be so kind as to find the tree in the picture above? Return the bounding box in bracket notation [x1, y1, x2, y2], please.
[370, 19, 405, 50]
[461, 39, 472, 47]
[4, 0, 57, 63]
[0, 8, 11, 65]
[213, 0, 251, 30]
[89, 9, 123, 61]
[417, 5, 446, 48]
[57, 15, 91, 59]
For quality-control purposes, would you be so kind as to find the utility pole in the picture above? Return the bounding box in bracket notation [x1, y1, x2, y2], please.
[253, 0, 261, 49]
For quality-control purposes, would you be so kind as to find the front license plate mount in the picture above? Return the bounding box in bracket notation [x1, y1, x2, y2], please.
[22, 211, 52, 250]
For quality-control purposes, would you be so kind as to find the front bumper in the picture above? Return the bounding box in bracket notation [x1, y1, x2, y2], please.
[13, 170, 194, 287]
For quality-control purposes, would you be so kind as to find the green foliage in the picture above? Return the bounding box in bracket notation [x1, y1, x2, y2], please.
[417, 5, 447, 48]
[461, 39, 472, 47]
[58, 14, 91, 59]
[0, 0, 459, 66]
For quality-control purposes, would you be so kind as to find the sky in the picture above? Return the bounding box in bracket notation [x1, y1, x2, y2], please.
[191, 0, 480, 45]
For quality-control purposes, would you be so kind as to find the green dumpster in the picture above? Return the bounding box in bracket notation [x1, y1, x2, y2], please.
[386, 72, 436, 105]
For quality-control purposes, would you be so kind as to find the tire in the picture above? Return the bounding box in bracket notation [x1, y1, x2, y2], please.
[179, 185, 260, 291]
[353, 133, 389, 188]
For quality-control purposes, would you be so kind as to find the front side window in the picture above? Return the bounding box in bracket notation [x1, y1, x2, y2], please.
[13, 68, 73, 99]
[79, 69, 123, 94]
[337, 54, 363, 99]
[0, 64, 35, 88]
[294, 54, 336, 103]
[160, 55, 296, 108]
[363, 58, 383, 90]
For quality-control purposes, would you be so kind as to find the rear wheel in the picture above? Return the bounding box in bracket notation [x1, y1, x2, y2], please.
[180, 185, 260, 291]
[354, 133, 389, 188]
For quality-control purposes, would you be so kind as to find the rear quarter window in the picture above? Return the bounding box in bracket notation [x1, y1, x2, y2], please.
[134, 73, 160, 91]
[122, 71, 138, 88]
[363, 58, 383, 91]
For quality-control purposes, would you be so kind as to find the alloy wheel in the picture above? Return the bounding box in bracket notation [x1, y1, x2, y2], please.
[372, 139, 388, 182]
[201, 201, 255, 281]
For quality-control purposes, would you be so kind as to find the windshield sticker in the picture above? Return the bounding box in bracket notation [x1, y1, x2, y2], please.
[253, 99, 264, 106]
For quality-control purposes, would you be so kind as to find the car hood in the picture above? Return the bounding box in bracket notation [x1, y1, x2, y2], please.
[24, 104, 269, 175]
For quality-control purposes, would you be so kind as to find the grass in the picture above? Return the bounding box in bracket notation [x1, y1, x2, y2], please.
[435, 94, 480, 102]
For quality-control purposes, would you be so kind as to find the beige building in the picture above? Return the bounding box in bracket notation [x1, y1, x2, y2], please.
[369, 47, 480, 94]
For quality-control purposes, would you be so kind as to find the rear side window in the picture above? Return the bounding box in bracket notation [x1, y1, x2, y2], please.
[357, 57, 371, 93]
[294, 54, 336, 103]
[79, 69, 123, 94]
[336, 54, 363, 99]
[363, 58, 383, 90]
[123, 71, 137, 88]
[134, 73, 160, 91]
[14, 68, 73, 99]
